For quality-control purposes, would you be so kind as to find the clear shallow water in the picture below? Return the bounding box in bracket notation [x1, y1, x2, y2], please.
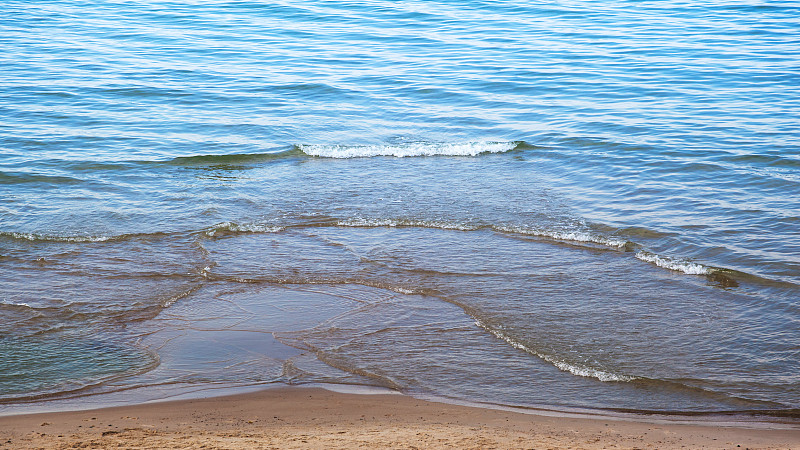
[1, 1, 799, 416]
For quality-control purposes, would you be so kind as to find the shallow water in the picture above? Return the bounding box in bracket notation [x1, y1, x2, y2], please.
[1, 0, 799, 416]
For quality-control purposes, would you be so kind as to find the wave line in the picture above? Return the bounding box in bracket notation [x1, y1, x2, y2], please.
[298, 141, 520, 158]
[475, 319, 637, 382]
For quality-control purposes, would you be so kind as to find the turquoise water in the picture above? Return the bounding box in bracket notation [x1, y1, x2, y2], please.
[1, 1, 799, 416]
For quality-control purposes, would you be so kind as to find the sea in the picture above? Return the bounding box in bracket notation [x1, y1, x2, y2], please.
[1, 0, 799, 420]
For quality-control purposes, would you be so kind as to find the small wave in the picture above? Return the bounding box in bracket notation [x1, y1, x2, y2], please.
[636, 251, 739, 286]
[204, 222, 285, 237]
[475, 319, 637, 382]
[336, 217, 481, 231]
[166, 148, 301, 166]
[336, 218, 630, 249]
[0, 230, 175, 245]
[0, 231, 115, 243]
[161, 286, 202, 308]
[0, 172, 83, 185]
[298, 141, 520, 158]
[0, 299, 32, 308]
[494, 225, 630, 249]
[635, 251, 710, 275]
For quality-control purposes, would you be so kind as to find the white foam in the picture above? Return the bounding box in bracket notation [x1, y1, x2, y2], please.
[198, 266, 212, 280]
[0, 299, 32, 308]
[337, 217, 479, 231]
[635, 251, 710, 275]
[389, 286, 416, 295]
[162, 289, 197, 308]
[337, 218, 631, 250]
[475, 319, 636, 383]
[6, 232, 113, 243]
[338, 218, 714, 281]
[494, 225, 629, 248]
[298, 141, 518, 158]
[205, 222, 284, 237]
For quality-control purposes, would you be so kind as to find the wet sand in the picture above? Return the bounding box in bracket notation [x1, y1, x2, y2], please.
[1, 387, 798, 449]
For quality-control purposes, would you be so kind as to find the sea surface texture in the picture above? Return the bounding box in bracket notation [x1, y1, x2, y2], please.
[1, 1, 799, 416]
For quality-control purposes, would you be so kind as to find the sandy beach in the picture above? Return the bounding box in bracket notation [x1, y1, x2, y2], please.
[1, 387, 798, 449]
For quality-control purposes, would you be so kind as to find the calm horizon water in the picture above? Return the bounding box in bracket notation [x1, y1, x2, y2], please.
[2, 0, 799, 418]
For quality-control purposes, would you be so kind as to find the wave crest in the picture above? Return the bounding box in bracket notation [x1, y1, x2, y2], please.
[336, 217, 480, 231]
[204, 222, 285, 237]
[298, 141, 520, 158]
[336, 218, 630, 249]
[494, 224, 630, 249]
[635, 251, 710, 275]
[475, 319, 637, 382]
[0, 231, 115, 243]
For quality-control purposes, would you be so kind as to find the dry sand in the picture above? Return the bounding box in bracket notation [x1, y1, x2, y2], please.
[1, 387, 798, 449]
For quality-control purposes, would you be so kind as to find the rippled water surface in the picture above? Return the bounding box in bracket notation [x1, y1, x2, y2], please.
[1, 1, 799, 416]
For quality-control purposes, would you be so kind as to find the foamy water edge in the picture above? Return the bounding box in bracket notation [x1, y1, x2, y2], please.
[475, 319, 637, 382]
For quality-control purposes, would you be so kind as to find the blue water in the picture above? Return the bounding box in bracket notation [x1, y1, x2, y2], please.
[1, 1, 799, 417]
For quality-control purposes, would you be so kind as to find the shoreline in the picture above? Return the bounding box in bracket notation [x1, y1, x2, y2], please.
[4, 380, 798, 427]
[1, 386, 798, 449]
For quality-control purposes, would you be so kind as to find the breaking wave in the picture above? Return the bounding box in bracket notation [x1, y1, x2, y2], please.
[335, 217, 630, 249]
[0, 230, 174, 244]
[333, 217, 741, 284]
[204, 221, 285, 237]
[635, 251, 710, 275]
[475, 319, 637, 382]
[0, 231, 116, 243]
[0, 299, 32, 308]
[336, 217, 480, 232]
[494, 224, 630, 249]
[298, 141, 521, 158]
